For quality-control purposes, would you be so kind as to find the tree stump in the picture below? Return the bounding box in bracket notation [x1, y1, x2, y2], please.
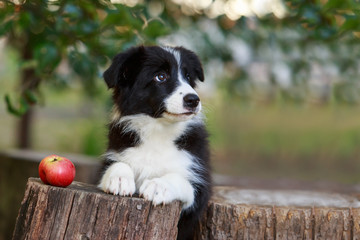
[13, 178, 181, 240]
[197, 186, 360, 240]
[0, 150, 101, 240]
[14, 179, 360, 240]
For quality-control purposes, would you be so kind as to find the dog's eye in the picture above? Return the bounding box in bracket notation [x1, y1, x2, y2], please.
[185, 73, 191, 81]
[154, 73, 168, 82]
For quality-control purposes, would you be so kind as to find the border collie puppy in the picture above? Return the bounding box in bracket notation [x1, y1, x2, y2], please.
[98, 46, 211, 239]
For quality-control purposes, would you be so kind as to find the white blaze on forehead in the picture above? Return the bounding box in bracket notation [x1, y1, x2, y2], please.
[161, 47, 201, 117]
[161, 46, 185, 84]
[161, 46, 181, 67]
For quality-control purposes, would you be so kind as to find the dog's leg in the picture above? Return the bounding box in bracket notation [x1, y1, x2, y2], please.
[139, 174, 194, 209]
[98, 162, 136, 196]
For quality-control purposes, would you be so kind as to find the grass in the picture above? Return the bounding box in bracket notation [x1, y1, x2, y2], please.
[206, 101, 360, 183]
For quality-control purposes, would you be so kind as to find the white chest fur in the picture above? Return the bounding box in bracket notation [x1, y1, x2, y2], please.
[115, 129, 193, 187]
[100, 114, 203, 209]
[107, 114, 202, 188]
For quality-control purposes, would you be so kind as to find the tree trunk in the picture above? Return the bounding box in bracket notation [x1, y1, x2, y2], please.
[17, 107, 33, 149]
[17, 45, 39, 149]
[13, 178, 182, 240]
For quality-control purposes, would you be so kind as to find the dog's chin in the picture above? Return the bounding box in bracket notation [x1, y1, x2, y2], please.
[163, 111, 197, 122]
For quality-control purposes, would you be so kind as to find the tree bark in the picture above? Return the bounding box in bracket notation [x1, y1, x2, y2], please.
[17, 42, 40, 149]
[0, 150, 101, 240]
[197, 186, 360, 240]
[17, 107, 33, 149]
[13, 179, 360, 240]
[13, 178, 181, 240]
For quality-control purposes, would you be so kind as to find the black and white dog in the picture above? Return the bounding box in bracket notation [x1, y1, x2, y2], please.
[98, 45, 211, 239]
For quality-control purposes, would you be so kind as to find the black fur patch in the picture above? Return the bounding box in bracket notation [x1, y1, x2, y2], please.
[175, 124, 211, 240]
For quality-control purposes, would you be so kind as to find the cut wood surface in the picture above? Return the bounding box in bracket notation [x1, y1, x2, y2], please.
[13, 178, 360, 240]
[197, 186, 360, 240]
[13, 178, 182, 240]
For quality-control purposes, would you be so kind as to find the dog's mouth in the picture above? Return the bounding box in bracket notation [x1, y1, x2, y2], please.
[163, 109, 201, 119]
[164, 111, 195, 117]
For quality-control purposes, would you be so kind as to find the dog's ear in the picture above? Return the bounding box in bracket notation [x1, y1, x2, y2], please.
[189, 50, 204, 82]
[194, 61, 204, 82]
[177, 47, 204, 82]
[103, 46, 144, 89]
[190, 53, 204, 82]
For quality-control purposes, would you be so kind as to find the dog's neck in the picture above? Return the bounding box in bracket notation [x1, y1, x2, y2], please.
[116, 114, 188, 142]
[110, 106, 203, 143]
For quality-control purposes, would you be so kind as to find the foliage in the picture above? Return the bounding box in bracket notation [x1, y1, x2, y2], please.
[3, 0, 360, 115]
[160, 0, 360, 105]
[254, 0, 360, 104]
[0, 0, 172, 115]
[285, 0, 360, 40]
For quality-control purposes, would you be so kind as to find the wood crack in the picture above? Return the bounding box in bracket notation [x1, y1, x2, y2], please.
[62, 192, 76, 240]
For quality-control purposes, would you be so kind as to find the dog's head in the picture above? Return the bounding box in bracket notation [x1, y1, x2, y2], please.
[103, 46, 204, 122]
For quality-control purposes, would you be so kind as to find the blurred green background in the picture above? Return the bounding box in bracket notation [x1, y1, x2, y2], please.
[2, 0, 360, 185]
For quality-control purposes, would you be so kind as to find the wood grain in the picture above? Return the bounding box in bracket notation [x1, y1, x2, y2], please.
[13, 178, 181, 240]
[13, 179, 360, 240]
[197, 186, 360, 240]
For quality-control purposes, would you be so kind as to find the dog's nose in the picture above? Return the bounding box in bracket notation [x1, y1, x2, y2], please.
[183, 94, 200, 110]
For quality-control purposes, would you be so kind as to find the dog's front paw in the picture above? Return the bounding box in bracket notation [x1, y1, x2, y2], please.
[139, 178, 176, 206]
[102, 176, 135, 196]
[99, 162, 136, 196]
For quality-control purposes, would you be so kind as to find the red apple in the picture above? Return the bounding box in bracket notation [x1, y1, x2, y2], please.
[38, 155, 76, 187]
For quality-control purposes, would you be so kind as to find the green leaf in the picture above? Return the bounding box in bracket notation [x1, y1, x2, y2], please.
[77, 21, 99, 35]
[302, 6, 321, 24]
[24, 90, 38, 104]
[63, 4, 83, 18]
[34, 42, 61, 74]
[68, 50, 96, 77]
[18, 11, 32, 29]
[5, 94, 29, 116]
[340, 15, 360, 32]
[142, 19, 169, 40]
[317, 26, 337, 39]
[324, 0, 349, 10]
[103, 6, 143, 30]
[0, 19, 13, 36]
